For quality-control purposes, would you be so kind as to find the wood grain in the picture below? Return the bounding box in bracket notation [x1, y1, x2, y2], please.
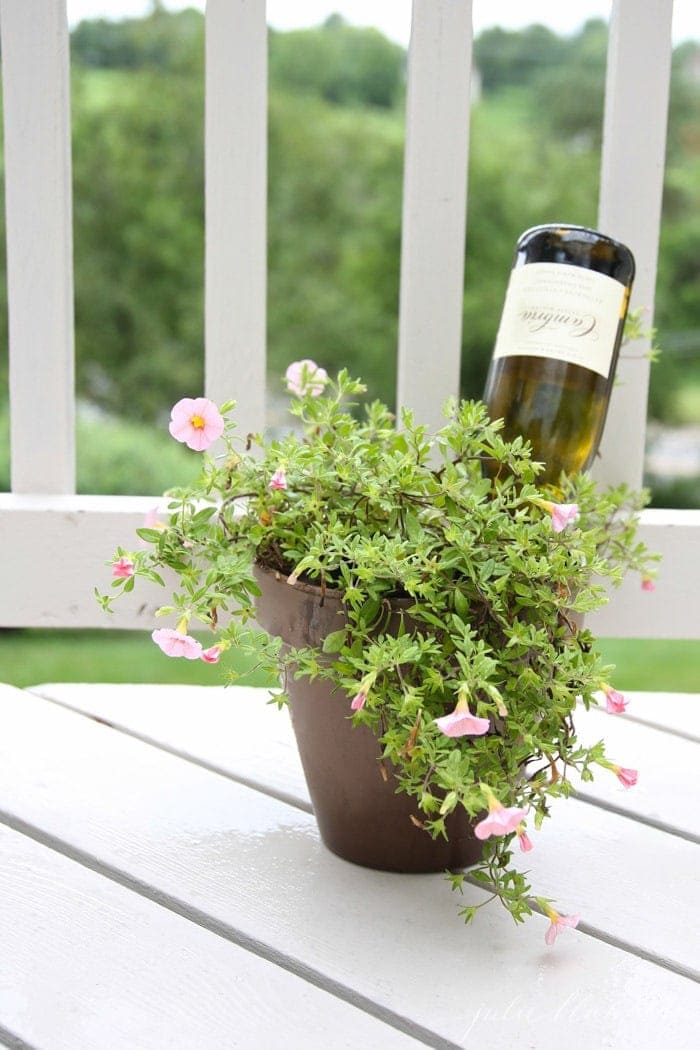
[0, 823, 421, 1049]
[573, 703, 700, 840]
[2, 684, 698, 1049]
[32, 683, 700, 977]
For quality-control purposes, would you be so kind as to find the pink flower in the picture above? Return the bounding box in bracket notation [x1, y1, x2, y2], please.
[139, 506, 167, 547]
[602, 683, 628, 714]
[545, 910, 580, 946]
[112, 556, 134, 579]
[530, 497, 580, 532]
[351, 690, 367, 711]
[641, 576, 656, 592]
[285, 359, 328, 397]
[201, 645, 223, 664]
[168, 397, 224, 451]
[474, 792, 529, 841]
[269, 468, 288, 491]
[435, 707, 490, 738]
[544, 500, 579, 532]
[152, 628, 203, 660]
[615, 766, 638, 788]
[144, 506, 166, 530]
[435, 689, 490, 738]
[517, 826, 533, 852]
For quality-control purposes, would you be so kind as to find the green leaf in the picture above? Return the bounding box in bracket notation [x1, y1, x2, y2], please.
[321, 629, 346, 654]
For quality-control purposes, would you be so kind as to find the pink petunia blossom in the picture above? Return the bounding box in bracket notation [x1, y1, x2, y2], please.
[152, 628, 203, 660]
[641, 576, 656, 592]
[201, 645, 223, 664]
[547, 501, 580, 533]
[144, 506, 166, 530]
[602, 684, 628, 714]
[435, 707, 491, 738]
[269, 468, 288, 491]
[350, 690, 367, 711]
[112, 556, 135, 579]
[139, 506, 167, 547]
[517, 827, 533, 853]
[615, 766, 638, 788]
[285, 359, 328, 398]
[474, 799, 529, 841]
[168, 397, 224, 451]
[545, 910, 580, 946]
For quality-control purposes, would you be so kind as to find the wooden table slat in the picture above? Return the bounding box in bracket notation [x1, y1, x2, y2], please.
[573, 704, 699, 839]
[593, 690, 700, 743]
[29, 683, 700, 978]
[34, 682, 700, 840]
[0, 823, 421, 1050]
[1, 684, 698, 1050]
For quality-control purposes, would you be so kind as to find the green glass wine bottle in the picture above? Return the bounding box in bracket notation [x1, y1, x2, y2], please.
[483, 224, 635, 484]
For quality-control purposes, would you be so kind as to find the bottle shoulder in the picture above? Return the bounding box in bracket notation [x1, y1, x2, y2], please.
[515, 224, 635, 283]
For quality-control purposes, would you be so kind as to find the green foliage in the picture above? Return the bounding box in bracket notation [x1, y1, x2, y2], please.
[474, 23, 568, 94]
[70, 63, 205, 421]
[71, 6, 204, 74]
[0, 10, 698, 507]
[269, 16, 405, 109]
[0, 404, 196, 495]
[102, 368, 656, 930]
[0, 629, 276, 688]
[528, 20, 608, 147]
[267, 92, 403, 406]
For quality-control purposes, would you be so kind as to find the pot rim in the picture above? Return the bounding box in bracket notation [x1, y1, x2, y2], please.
[253, 560, 345, 602]
[252, 559, 416, 611]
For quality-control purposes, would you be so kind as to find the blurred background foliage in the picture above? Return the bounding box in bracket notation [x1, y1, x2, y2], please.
[0, 8, 699, 506]
[1, 8, 699, 687]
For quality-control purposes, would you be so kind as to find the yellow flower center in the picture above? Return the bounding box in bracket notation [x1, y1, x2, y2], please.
[190, 414, 205, 430]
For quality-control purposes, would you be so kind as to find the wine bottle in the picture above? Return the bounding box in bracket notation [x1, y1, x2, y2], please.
[483, 224, 635, 484]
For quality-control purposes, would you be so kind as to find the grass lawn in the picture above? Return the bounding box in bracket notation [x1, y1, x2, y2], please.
[1, 629, 698, 693]
[0, 630, 278, 690]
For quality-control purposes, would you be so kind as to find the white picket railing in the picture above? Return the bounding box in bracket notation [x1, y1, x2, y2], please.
[0, 0, 698, 639]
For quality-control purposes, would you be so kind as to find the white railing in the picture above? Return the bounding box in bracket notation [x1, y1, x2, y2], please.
[0, 0, 698, 639]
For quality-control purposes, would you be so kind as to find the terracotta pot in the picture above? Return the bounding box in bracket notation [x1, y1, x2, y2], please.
[253, 563, 483, 874]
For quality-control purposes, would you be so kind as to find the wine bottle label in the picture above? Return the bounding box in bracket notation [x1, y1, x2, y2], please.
[492, 262, 627, 378]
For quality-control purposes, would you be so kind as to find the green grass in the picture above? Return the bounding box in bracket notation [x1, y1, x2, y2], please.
[1, 630, 698, 693]
[0, 630, 278, 690]
[596, 639, 700, 692]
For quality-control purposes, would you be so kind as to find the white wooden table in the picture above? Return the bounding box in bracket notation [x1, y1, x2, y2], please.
[1, 682, 698, 1049]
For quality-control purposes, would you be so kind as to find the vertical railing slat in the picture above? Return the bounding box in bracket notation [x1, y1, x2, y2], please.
[205, 0, 267, 436]
[397, 0, 473, 432]
[595, 0, 673, 489]
[0, 0, 76, 493]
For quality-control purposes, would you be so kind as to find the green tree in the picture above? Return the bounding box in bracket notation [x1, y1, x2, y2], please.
[71, 65, 205, 421]
[473, 24, 567, 94]
[269, 16, 405, 109]
[71, 5, 204, 75]
[528, 20, 608, 147]
[267, 91, 403, 406]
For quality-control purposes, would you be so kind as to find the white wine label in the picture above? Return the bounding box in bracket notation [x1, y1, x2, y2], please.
[492, 262, 627, 378]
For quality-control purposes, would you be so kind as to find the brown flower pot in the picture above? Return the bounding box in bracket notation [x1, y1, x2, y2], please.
[253, 563, 483, 874]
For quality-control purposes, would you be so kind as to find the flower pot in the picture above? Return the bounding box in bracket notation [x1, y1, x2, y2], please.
[253, 563, 483, 874]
